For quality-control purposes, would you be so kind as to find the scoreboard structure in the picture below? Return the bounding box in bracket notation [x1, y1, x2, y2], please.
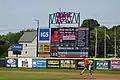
[48, 11, 89, 58]
[50, 27, 89, 58]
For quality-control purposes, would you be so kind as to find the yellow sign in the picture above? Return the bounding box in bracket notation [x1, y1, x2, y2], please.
[60, 60, 75, 68]
[38, 42, 50, 52]
[48, 60, 59, 64]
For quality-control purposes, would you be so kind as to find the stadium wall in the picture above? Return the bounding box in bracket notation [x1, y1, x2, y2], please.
[4, 57, 120, 70]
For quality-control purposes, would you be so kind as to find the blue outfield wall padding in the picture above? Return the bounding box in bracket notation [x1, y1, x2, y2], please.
[0, 60, 5, 67]
[32, 58, 47, 68]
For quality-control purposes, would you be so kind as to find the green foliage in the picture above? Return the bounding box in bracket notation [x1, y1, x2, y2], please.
[0, 58, 5, 60]
[81, 19, 100, 28]
[0, 29, 36, 58]
[81, 19, 120, 58]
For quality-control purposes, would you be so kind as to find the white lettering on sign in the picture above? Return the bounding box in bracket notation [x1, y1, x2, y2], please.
[96, 61, 108, 69]
[56, 12, 72, 24]
[58, 47, 74, 50]
[63, 36, 75, 40]
[112, 61, 120, 65]
[41, 32, 49, 37]
[112, 65, 120, 68]
[12, 45, 22, 49]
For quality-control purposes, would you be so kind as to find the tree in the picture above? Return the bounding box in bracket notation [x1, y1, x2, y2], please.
[81, 19, 100, 28]
[110, 25, 120, 57]
[0, 28, 36, 58]
[0, 41, 5, 45]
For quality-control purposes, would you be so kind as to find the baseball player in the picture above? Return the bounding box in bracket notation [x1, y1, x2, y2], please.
[80, 56, 92, 75]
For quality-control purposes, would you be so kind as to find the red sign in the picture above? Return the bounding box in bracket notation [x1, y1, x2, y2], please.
[112, 60, 120, 70]
[56, 12, 72, 24]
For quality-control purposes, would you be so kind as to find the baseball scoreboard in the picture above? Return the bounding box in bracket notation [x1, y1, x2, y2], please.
[50, 27, 89, 58]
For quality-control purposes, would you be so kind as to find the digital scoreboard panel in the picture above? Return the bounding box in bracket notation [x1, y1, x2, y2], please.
[50, 27, 89, 58]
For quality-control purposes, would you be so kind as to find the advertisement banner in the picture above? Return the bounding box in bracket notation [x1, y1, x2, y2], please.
[6, 58, 18, 68]
[18, 58, 32, 68]
[47, 59, 59, 68]
[32, 59, 46, 68]
[60, 60, 75, 68]
[112, 60, 120, 70]
[11, 44, 23, 51]
[76, 59, 94, 70]
[39, 29, 50, 42]
[95, 60, 111, 70]
[38, 42, 50, 52]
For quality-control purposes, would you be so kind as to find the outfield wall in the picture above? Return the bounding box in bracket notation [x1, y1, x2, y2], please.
[0, 60, 5, 67]
[5, 57, 120, 70]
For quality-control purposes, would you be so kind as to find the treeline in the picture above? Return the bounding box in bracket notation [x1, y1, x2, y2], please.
[82, 19, 120, 58]
[0, 29, 36, 57]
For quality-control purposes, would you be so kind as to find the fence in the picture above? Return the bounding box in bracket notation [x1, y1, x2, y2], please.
[3, 57, 120, 70]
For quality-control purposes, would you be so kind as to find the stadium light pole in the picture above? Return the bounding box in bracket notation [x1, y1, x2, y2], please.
[95, 28, 97, 58]
[104, 28, 106, 58]
[34, 19, 39, 57]
[87, 18, 91, 58]
[114, 27, 117, 58]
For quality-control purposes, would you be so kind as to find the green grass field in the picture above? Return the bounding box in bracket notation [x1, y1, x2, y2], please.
[0, 74, 82, 80]
[0, 68, 120, 74]
[0, 68, 120, 80]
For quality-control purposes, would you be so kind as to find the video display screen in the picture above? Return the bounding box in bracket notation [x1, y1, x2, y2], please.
[50, 27, 89, 58]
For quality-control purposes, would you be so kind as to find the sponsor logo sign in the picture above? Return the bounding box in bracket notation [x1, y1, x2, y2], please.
[47, 59, 59, 68]
[18, 58, 32, 68]
[38, 42, 50, 52]
[77, 59, 94, 70]
[39, 29, 50, 41]
[6, 58, 18, 68]
[95, 60, 111, 70]
[11, 44, 23, 51]
[112, 60, 120, 70]
[32, 59, 46, 68]
[60, 60, 75, 68]
[56, 12, 72, 24]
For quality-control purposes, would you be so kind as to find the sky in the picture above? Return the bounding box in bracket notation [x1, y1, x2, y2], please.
[0, 0, 120, 34]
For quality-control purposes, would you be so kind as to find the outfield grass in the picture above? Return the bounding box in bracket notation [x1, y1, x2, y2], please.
[0, 68, 120, 80]
[0, 67, 120, 74]
[0, 73, 81, 80]
[0, 68, 84, 80]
